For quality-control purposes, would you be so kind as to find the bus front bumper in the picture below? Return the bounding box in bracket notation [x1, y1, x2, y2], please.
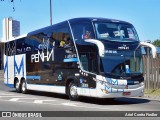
[95, 84, 144, 98]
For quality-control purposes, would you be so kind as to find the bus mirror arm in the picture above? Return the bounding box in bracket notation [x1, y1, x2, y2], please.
[140, 41, 157, 58]
[85, 39, 105, 57]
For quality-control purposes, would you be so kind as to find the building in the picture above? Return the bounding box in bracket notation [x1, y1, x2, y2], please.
[0, 17, 20, 70]
[2, 17, 20, 41]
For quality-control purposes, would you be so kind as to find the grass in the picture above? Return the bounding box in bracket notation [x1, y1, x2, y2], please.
[144, 89, 160, 96]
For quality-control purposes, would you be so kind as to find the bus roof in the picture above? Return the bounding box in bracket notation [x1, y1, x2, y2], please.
[0, 34, 27, 43]
[1, 17, 132, 43]
[27, 17, 132, 36]
[68, 17, 131, 24]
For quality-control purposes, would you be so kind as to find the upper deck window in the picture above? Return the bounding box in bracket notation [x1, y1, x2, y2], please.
[94, 22, 139, 41]
[70, 22, 95, 44]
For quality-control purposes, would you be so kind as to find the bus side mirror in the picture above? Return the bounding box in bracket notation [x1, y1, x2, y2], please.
[140, 41, 157, 58]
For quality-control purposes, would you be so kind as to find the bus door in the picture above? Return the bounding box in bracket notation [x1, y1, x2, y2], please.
[77, 45, 98, 96]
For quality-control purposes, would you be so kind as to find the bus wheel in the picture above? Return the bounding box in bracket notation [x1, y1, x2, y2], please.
[68, 81, 79, 101]
[21, 80, 28, 94]
[15, 79, 21, 93]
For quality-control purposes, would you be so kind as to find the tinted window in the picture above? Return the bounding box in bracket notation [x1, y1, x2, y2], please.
[28, 33, 51, 52]
[51, 22, 73, 48]
[5, 40, 16, 56]
[94, 22, 139, 41]
[71, 22, 95, 44]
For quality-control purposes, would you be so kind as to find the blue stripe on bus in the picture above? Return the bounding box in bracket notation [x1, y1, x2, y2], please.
[4, 83, 14, 88]
[26, 76, 40, 80]
[27, 83, 65, 87]
[127, 81, 134, 84]
[63, 58, 78, 62]
[4, 57, 8, 85]
[127, 81, 135, 85]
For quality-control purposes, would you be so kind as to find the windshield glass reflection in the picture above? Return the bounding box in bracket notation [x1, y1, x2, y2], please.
[94, 22, 139, 41]
[100, 49, 143, 77]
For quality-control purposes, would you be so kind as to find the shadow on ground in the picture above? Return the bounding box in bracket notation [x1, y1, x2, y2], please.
[8, 89, 150, 106]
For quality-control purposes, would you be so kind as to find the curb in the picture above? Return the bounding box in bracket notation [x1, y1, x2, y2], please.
[142, 95, 160, 102]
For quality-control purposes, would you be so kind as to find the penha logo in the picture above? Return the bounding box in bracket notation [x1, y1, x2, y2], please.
[31, 39, 55, 63]
[118, 44, 129, 50]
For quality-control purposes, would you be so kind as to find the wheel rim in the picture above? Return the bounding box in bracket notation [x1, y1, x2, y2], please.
[15, 81, 19, 90]
[22, 81, 26, 92]
[70, 84, 77, 97]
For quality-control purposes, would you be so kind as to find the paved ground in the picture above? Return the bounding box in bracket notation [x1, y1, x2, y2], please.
[143, 95, 160, 101]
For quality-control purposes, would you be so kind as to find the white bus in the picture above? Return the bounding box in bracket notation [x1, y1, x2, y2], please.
[4, 17, 156, 101]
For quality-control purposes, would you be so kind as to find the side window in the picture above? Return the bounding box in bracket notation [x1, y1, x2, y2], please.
[23, 38, 33, 53]
[79, 52, 98, 73]
[51, 22, 73, 48]
[71, 22, 94, 44]
[16, 39, 23, 54]
[28, 32, 54, 52]
[5, 38, 29, 56]
[16, 38, 25, 54]
[5, 41, 16, 56]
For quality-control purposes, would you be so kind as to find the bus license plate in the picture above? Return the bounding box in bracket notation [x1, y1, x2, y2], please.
[123, 92, 131, 96]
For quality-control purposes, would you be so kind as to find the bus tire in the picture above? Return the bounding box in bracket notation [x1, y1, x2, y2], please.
[15, 79, 21, 93]
[21, 80, 28, 94]
[67, 81, 79, 101]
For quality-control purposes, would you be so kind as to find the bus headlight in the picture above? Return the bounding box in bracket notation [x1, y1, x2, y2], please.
[97, 80, 110, 94]
[101, 89, 109, 94]
[97, 80, 109, 89]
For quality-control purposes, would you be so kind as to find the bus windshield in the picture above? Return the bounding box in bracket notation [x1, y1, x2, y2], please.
[94, 22, 139, 41]
[100, 49, 143, 77]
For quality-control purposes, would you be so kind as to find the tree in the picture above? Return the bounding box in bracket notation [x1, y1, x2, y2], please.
[152, 39, 160, 47]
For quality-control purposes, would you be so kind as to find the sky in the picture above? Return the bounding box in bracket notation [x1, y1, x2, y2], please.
[0, 0, 160, 41]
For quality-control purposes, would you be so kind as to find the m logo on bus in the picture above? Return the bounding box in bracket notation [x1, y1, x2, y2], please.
[14, 56, 24, 76]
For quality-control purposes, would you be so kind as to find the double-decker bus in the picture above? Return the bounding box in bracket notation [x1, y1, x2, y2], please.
[4, 17, 156, 101]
